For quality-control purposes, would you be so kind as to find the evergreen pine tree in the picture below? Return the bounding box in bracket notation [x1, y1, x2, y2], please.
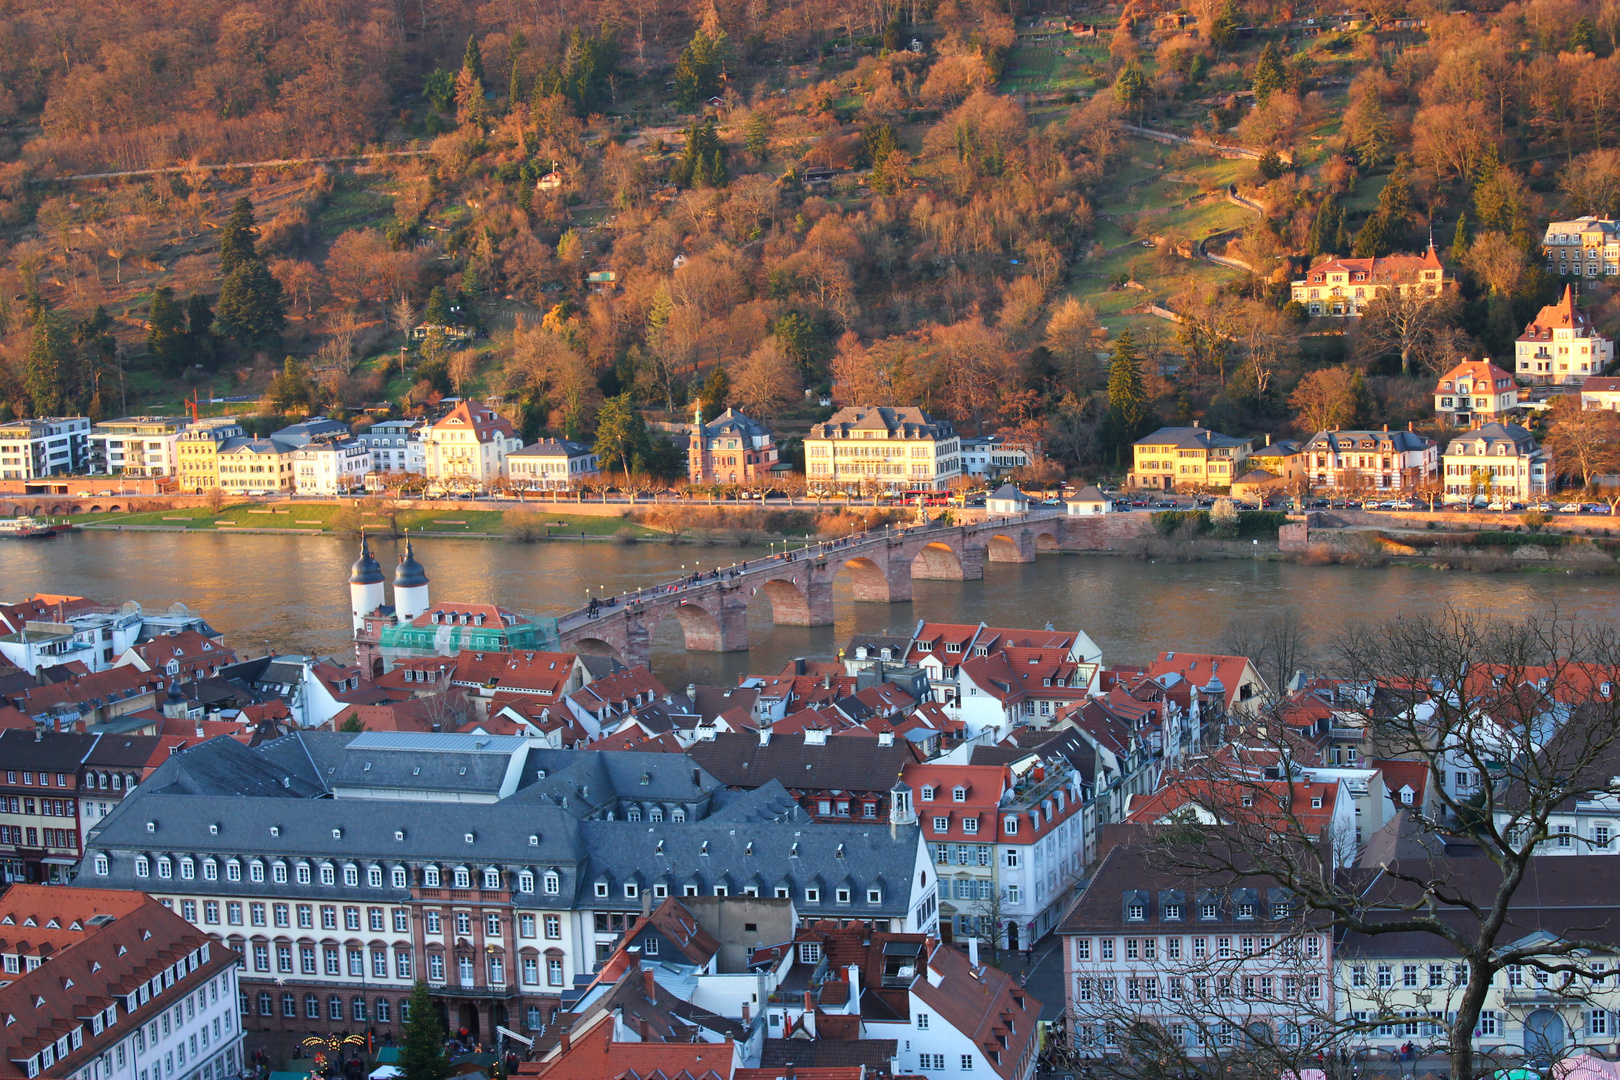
[425, 286, 452, 327]
[147, 287, 189, 376]
[463, 35, 485, 84]
[697, 366, 730, 420]
[1308, 195, 1344, 257]
[74, 306, 116, 411]
[25, 307, 71, 417]
[1106, 331, 1149, 441]
[187, 293, 216, 368]
[1251, 42, 1288, 106]
[673, 30, 720, 109]
[707, 148, 728, 188]
[1571, 15, 1596, 51]
[1450, 212, 1473, 265]
[215, 260, 287, 346]
[1348, 93, 1392, 169]
[218, 197, 258, 275]
[398, 983, 448, 1080]
[744, 111, 772, 158]
[1352, 212, 1395, 258]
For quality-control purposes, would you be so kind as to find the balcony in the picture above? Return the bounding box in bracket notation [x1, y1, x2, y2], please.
[427, 982, 516, 999]
[414, 888, 511, 904]
[1503, 986, 1580, 1004]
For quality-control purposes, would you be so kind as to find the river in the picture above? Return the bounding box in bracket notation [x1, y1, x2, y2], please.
[5, 531, 1619, 687]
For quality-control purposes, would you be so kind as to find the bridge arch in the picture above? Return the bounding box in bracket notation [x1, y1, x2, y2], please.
[754, 577, 812, 626]
[840, 556, 894, 603]
[986, 533, 1023, 562]
[1035, 529, 1060, 552]
[571, 636, 627, 665]
[653, 602, 727, 652]
[912, 541, 964, 579]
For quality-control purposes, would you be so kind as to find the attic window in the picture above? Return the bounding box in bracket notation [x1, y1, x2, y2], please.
[464, 832, 475, 844]
[332, 829, 343, 839]
[394, 831, 405, 841]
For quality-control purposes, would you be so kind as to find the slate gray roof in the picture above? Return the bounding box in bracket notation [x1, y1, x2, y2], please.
[704, 779, 803, 823]
[574, 816, 923, 920]
[1302, 429, 1434, 454]
[88, 793, 587, 901]
[324, 731, 527, 794]
[0, 729, 102, 772]
[112, 734, 328, 801]
[695, 408, 773, 442]
[989, 484, 1027, 502]
[1445, 421, 1539, 455]
[506, 749, 723, 817]
[1134, 426, 1249, 450]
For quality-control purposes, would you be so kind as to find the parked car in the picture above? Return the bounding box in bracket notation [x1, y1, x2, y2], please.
[1560, 503, 1583, 513]
[1530, 502, 1555, 512]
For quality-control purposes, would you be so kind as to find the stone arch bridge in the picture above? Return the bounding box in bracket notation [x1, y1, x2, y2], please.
[557, 511, 1078, 667]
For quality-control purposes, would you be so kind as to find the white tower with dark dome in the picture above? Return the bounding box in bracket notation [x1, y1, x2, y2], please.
[348, 534, 385, 632]
[393, 537, 431, 622]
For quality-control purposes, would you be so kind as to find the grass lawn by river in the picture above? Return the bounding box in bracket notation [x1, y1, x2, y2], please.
[70, 503, 663, 538]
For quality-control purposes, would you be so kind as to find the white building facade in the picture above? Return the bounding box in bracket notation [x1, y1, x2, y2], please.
[0, 417, 92, 479]
[292, 440, 374, 496]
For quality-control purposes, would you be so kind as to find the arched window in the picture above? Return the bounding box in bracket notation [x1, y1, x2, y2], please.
[93, 854, 109, 876]
[424, 866, 441, 888]
[281, 993, 296, 1017]
[368, 866, 383, 888]
[272, 863, 287, 884]
[392, 867, 408, 889]
[482, 868, 500, 890]
[518, 871, 534, 893]
[649, 807, 664, 823]
[257, 992, 272, 1016]
[156, 857, 172, 879]
[297, 864, 312, 885]
[180, 858, 195, 880]
[304, 994, 320, 1020]
[203, 859, 218, 881]
[454, 867, 471, 889]
[249, 861, 264, 883]
[320, 864, 335, 886]
[627, 807, 642, 822]
[671, 808, 686, 823]
[343, 865, 359, 887]
[543, 872, 560, 895]
[328, 996, 344, 1021]
[134, 856, 149, 878]
[352, 996, 367, 1022]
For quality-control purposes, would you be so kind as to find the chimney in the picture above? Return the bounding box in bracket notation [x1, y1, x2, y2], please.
[759, 728, 772, 746]
[559, 1030, 570, 1053]
[795, 658, 807, 676]
[1192, 419, 1200, 428]
[847, 963, 861, 1001]
[638, 1017, 650, 1042]
[741, 1001, 751, 1025]
[687, 683, 696, 700]
[803, 990, 814, 1013]
[968, 938, 980, 966]
[643, 966, 656, 1000]
[1408, 421, 1415, 432]
[1265, 433, 1272, 446]
[1383, 423, 1389, 432]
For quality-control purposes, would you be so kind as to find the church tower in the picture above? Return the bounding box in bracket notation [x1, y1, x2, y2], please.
[348, 534, 385, 633]
[393, 538, 431, 622]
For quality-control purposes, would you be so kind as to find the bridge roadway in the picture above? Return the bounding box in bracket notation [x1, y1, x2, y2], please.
[555, 509, 1070, 666]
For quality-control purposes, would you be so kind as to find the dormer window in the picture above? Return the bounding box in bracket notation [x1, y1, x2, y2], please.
[952, 786, 967, 802]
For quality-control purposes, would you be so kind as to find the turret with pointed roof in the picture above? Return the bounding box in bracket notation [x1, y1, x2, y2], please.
[1515, 284, 1614, 385]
